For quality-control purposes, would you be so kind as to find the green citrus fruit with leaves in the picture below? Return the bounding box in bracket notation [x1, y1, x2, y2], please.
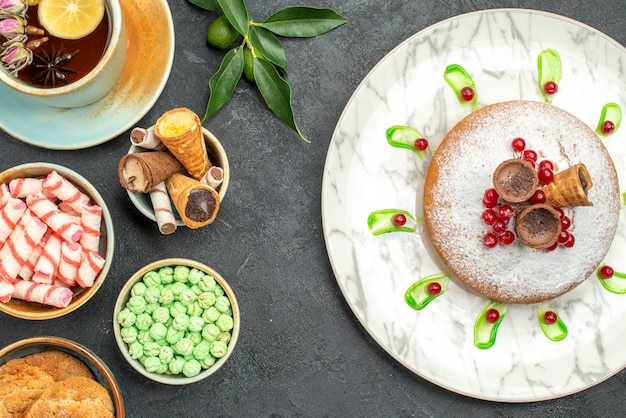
[243, 48, 255, 83]
[206, 15, 239, 50]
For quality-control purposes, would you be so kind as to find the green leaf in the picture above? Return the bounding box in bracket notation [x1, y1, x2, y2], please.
[203, 47, 244, 122]
[254, 59, 308, 142]
[261, 7, 347, 37]
[186, 0, 220, 11]
[217, 0, 250, 36]
[249, 26, 287, 71]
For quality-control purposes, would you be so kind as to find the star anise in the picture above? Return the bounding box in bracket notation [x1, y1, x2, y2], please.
[31, 44, 79, 88]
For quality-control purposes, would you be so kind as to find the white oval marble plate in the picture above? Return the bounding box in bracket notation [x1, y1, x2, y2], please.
[0, 0, 174, 150]
[322, 9, 626, 402]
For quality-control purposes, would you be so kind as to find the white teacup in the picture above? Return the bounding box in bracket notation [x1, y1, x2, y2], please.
[0, 0, 126, 108]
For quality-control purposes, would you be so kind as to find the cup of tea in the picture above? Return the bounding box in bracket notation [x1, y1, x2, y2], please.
[0, 0, 126, 108]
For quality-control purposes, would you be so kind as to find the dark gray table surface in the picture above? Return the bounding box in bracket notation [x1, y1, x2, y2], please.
[1, 1, 625, 416]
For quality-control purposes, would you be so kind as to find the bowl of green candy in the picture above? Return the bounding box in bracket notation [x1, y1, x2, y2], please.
[113, 258, 239, 385]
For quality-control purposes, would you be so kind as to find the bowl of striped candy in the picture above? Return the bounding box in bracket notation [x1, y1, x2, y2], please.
[0, 162, 114, 320]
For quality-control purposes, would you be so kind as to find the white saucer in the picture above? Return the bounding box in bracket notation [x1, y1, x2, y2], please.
[0, 0, 174, 150]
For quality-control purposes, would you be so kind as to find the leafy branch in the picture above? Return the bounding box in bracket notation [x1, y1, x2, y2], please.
[187, 0, 347, 142]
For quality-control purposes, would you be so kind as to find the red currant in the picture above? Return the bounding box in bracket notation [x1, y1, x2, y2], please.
[564, 233, 575, 248]
[393, 213, 407, 226]
[538, 160, 554, 171]
[545, 241, 559, 252]
[499, 230, 515, 245]
[414, 138, 428, 151]
[492, 219, 507, 235]
[557, 231, 570, 245]
[427, 282, 442, 295]
[497, 204, 514, 221]
[483, 233, 498, 248]
[602, 120, 615, 134]
[522, 149, 538, 162]
[560, 216, 571, 230]
[600, 265, 614, 279]
[544, 81, 558, 95]
[543, 311, 558, 324]
[482, 209, 497, 225]
[538, 167, 554, 184]
[511, 137, 526, 152]
[553, 207, 565, 219]
[524, 159, 536, 169]
[460, 86, 475, 102]
[529, 189, 547, 204]
[485, 309, 500, 323]
[482, 188, 499, 208]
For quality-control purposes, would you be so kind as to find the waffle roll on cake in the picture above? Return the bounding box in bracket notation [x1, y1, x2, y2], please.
[422, 100, 620, 304]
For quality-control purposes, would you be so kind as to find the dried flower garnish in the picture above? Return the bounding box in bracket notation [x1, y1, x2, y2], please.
[30, 44, 79, 87]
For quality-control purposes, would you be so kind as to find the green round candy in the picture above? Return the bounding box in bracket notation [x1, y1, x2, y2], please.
[143, 270, 161, 287]
[169, 356, 185, 374]
[188, 268, 204, 285]
[166, 327, 184, 345]
[214, 295, 230, 313]
[182, 359, 202, 377]
[159, 287, 174, 305]
[143, 341, 160, 357]
[143, 356, 161, 373]
[192, 340, 211, 360]
[144, 286, 161, 304]
[117, 308, 136, 328]
[135, 313, 153, 331]
[149, 322, 168, 341]
[158, 266, 174, 284]
[130, 282, 147, 297]
[159, 346, 174, 364]
[209, 341, 228, 358]
[198, 274, 216, 292]
[172, 314, 189, 331]
[136, 330, 153, 345]
[120, 326, 138, 344]
[197, 292, 216, 310]
[216, 314, 234, 332]
[216, 331, 231, 344]
[200, 355, 216, 369]
[186, 302, 202, 317]
[126, 295, 147, 314]
[188, 316, 205, 333]
[128, 342, 143, 359]
[170, 282, 187, 297]
[178, 289, 196, 306]
[202, 306, 220, 324]
[174, 265, 190, 283]
[152, 306, 170, 324]
[201, 323, 220, 342]
[174, 338, 194, 357]
[214, 284, 224, 297]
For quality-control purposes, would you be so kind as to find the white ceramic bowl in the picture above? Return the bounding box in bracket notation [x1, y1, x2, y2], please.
[113, 258, 239, 385]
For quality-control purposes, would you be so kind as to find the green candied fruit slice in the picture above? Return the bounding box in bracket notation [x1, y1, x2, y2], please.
[474, 301, 507, 350]
[537, 49, 562, 102]
[443, 64, 478, 110]
[367, 209, 423, 235]
[595, 103, 622, 137]
[386, 126, 431, 159]
[537, 304, 568, 342]
[404, 272, 450, 310]
[596, 264, 626, 294]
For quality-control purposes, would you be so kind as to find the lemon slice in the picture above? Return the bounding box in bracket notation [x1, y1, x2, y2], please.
[38, 0, 105, 40]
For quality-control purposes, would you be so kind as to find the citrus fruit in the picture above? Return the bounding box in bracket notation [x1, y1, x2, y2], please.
[243, 48, 255, 82]
[206, 15, 239, 50]
[38, 0, 105, 40]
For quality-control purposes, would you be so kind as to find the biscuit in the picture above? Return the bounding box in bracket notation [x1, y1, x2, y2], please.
[0, 364, 55, 418]
[24, 376, 114, 418]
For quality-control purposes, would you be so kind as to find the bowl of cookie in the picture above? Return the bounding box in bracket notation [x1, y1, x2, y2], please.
[0, 162, 114, 320]
[0, 336, 124, 417]
[118, 107, 229, 235]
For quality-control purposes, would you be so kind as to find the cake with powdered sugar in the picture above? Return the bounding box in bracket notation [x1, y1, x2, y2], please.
[423, 100, 620, 304]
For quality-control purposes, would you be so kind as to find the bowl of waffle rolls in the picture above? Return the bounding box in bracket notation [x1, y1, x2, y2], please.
[119, 107, 229, 235]
[0, 162, 114, 320]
